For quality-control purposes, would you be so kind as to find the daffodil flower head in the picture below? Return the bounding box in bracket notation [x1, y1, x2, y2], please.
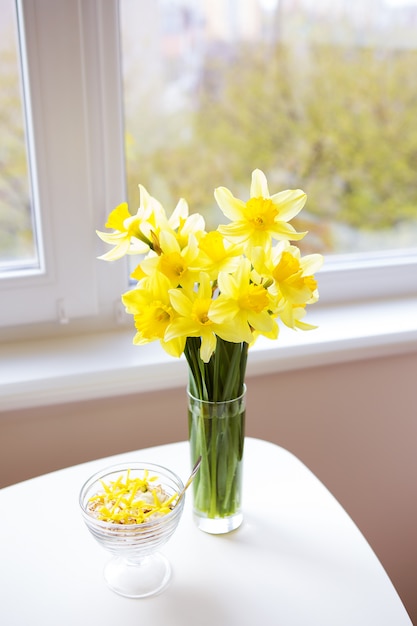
[251, 241, 322, 306]
[168, 197, 206, 249]
[138, 230, 201, 289]
[165, 272, 218, 362]
[271, 242, 323, 306]
[97, 172, 323, 376]
[210, 258, 277, 341]
[164, 272, 247, 362]
[194, 230, 242, 279]
[215, 168, 307, 255]
[96, 202, 150, 261]
[121, 272, 185, 357]
[96, 185, 169, 261]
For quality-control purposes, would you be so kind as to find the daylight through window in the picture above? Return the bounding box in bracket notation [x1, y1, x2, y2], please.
[120, 0, 417, 259]
[0, 0, 41, 275]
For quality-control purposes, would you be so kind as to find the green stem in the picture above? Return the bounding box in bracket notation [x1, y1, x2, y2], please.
[209, 415, 217, 516]
[186, 336, 247, 519]
[185, 336, 248, 403]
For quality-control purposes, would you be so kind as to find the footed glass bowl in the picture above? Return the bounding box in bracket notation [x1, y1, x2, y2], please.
[79, 462, 185, 598]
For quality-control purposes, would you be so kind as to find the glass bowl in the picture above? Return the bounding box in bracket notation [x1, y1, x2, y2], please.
[79, 461, 185, 598]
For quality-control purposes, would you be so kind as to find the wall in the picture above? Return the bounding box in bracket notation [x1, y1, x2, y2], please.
[1, 351, 416, 622]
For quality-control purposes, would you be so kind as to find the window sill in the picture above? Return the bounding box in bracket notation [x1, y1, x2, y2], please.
[1, 296, 417, 411]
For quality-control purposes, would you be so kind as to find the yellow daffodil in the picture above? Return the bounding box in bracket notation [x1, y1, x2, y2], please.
[96, 202, 150, 260]
[274, 253, 321, 306]
[253, 242, 322, 303]
[209, 258, 278, 340]
[193, 230, 242, 279]
[168, 198, 206, 249]
[165, 273, 247, 362]
[96, 185, 166, 261]
[136, 230, 201, 290]
[215, 169, 307, 254]
[98, 171, 323, 401]
[122, 272, 185, 358]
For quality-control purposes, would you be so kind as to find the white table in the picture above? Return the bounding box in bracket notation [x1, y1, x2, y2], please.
[0, 438, 412, 626]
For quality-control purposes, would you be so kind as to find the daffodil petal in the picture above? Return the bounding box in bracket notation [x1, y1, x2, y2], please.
[164, 317, 201, 342]
[169, 198, 189, 226]
[301, 254, 324, 275]
[247, 310, 275, 333]
[270, 222, 307, 241]
[138, 184, 156, 214]
[197, 272, 213, 300]
[200, 331, 217, 363]
[214, 187, 246, 221]
[209, 297, 240, 323]
[250, 169, 269, 198]
[168, 288, 193, 317]
[97, 238, 132, 261]
[216, 318, 253, 344]
[218, 221, 251, 244]
[160, 336, 186, 358]
[96, 230, 127, 244]
[271, 189, 307, 221]
[159, 229, 180, 253]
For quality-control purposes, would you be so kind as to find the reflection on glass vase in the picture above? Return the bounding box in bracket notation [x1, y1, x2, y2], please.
[188, 386, 246, 534]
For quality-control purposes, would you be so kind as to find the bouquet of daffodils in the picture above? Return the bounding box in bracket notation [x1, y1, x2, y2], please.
[98, 168, 323, 525]
[97, 169, 323, 403]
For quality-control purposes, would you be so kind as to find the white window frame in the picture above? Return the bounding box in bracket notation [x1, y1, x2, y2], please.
[0, 0, 128, 331]
[1, 0, 417, 337]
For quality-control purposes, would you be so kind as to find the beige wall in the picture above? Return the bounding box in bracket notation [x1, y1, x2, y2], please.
[1, 351, 416, 622]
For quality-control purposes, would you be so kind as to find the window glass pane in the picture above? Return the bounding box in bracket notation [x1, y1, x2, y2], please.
[0, 0, 40, 273]
[119, 0, 417, 257]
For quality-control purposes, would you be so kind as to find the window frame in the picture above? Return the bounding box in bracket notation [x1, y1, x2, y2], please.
[1, 0, 416, 339]
[1, 0, 128, 330]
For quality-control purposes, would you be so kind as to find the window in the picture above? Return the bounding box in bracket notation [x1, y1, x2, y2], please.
[119, 0, 417, 302]
[0, 0, 41, 274]
[1, 0, 416, 338]
[0, 0, 127, 330]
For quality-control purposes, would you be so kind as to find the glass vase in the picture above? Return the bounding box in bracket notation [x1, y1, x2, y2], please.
[187, 386, 246, 534]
